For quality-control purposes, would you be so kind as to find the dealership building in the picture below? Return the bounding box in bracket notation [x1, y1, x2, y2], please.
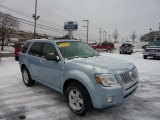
[141, 31, 160, 42]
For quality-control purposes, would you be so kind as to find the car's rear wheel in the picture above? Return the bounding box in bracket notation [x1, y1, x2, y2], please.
[143, 55, 147, 59]
[15, 56, 19, 61]
[22, 67, 35, 87]
[66, 82, 91, 116]
[106, 49, 111, 52]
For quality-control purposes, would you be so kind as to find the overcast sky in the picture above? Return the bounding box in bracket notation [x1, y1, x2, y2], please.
[0, 0, 160, 42]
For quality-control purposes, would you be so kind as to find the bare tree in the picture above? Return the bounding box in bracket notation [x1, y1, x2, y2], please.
[130, 31, 137, 44]
[112, 29, 119, 43]
[0, 12, 19, 50]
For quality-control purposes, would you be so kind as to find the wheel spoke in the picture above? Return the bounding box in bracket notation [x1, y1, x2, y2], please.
[75, 102, 82, 110]
[78, 98, 83, 104]
[75, 90, 80, 97]
[70, 90, 76, 97]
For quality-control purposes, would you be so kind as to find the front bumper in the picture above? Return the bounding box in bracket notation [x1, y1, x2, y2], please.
[120, 50, 132, 53]
[143, 52, 160, 57]
[92, 78, 138, 109]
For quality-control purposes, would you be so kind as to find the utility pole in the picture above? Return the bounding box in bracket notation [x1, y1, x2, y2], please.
[159, 23, 160, 32]
[33, 0, 40, 39]
[103, 31, 107, 41]
[109, 34, 111, 42]
[82, 20, 89, 44]
[99, 28, 102, 43]
[149, 28, 152, 41]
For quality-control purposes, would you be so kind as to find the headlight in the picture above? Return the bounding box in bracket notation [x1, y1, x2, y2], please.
[95, 73, 118, 87]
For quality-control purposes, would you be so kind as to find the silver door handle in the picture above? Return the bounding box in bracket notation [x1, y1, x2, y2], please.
[40, 60, 45, 64]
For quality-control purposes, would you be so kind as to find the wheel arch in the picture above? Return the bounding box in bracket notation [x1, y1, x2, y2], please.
[63, 78, 93, 107]
[21, 64, 27, 71]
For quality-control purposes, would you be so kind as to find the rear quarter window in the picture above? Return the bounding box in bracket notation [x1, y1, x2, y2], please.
[28, 42, 43, 57]
[22, 42, 31, 53]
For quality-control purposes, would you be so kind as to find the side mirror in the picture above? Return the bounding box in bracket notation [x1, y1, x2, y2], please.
[46, 53, 60, 62]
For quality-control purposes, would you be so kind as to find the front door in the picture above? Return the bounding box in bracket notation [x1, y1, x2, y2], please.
[38, 43, 61, 89]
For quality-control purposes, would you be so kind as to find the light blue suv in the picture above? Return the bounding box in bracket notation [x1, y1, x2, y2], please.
[19, 39, 139, 115]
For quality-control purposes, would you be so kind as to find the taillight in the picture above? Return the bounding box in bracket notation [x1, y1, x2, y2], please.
[15, 48, 21, 52]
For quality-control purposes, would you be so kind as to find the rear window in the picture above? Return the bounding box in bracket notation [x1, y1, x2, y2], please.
[14, 42, 24, 48]
[22, 42, 31, 53]
[122, 44, 132, 47]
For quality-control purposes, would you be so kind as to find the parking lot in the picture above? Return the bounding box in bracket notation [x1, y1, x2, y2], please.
[0, 52, 160, 120]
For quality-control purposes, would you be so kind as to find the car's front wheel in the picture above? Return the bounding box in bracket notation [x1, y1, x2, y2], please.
[15, 56, 19, 61]
[22, 67, 35, 87]
[66, 82, 91, 116]
[143, 55, 147, 59]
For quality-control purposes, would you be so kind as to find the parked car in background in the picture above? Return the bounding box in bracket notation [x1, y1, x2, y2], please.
[19, 39, 138, 115]
[91, 41, 114, 52]
[119, 43, 134, 54]
[14, 42, 24, 61]
[142, 40, 160, 59]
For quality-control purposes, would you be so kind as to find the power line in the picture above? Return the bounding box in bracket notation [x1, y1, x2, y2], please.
[0, 4, 86, 37]
[0, 4, 64, 30]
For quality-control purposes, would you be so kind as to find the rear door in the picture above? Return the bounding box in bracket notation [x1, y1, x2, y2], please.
[28, 42, 43, 80]
[38, 43, 61, 89]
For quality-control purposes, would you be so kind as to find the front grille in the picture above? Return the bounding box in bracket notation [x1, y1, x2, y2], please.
[146, 49, 158, 52]
[121, 68, 138, 84]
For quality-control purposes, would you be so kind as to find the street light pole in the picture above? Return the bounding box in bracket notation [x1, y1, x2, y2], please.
[82, 20, 89, 44]
[99, 28, 102, 43]
[159, 23, 160, 32]
[33, 0, 40, 39]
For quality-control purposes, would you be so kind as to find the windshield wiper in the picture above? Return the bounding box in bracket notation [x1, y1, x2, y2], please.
[67, 56, 80, 60]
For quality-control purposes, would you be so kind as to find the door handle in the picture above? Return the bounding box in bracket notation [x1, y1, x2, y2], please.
[40, 60, 45, 64]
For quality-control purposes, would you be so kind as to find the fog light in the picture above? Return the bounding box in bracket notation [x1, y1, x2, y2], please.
[107, 96, 114, 103]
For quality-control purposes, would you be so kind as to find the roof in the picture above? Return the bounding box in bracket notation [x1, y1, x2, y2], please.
[27, 39, 79, 43]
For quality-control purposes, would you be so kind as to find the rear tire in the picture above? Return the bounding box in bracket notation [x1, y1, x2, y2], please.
[22, 67, 35, 87]
[66, 82, 91, 116]
[143, 55, 147, 59]
[15, 56, 19, 61]
[106, 49, 111, 52]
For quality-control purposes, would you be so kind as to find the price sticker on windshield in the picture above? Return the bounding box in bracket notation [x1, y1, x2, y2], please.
[58, 43, 71, 48]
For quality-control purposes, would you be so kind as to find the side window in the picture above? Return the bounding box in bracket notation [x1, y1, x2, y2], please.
[22, 42, 31, 53]
[102, 43, 107, 46]
[29, 42, 43, 57]
[98, 43, 102, 46]
[42, 43, 57, 58]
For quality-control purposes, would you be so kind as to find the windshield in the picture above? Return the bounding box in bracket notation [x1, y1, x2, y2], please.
[57, 41, 99, 59]
[147, 41, 160, 46]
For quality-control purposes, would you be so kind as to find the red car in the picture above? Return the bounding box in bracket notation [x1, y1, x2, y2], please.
[91, 42, 114, 52]
[14, 42, 24, 61]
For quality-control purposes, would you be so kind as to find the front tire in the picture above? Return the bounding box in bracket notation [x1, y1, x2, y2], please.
[143, 55, 147, 59]
[22, 67, 35, 87]
[66, 82, 91, 116]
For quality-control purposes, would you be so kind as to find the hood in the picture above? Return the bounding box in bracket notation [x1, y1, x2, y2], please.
[71, 55, 134, 74]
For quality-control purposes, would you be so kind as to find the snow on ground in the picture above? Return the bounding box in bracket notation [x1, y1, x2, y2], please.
[0, 53, 160, 120]
[0, 46, 14, 54]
